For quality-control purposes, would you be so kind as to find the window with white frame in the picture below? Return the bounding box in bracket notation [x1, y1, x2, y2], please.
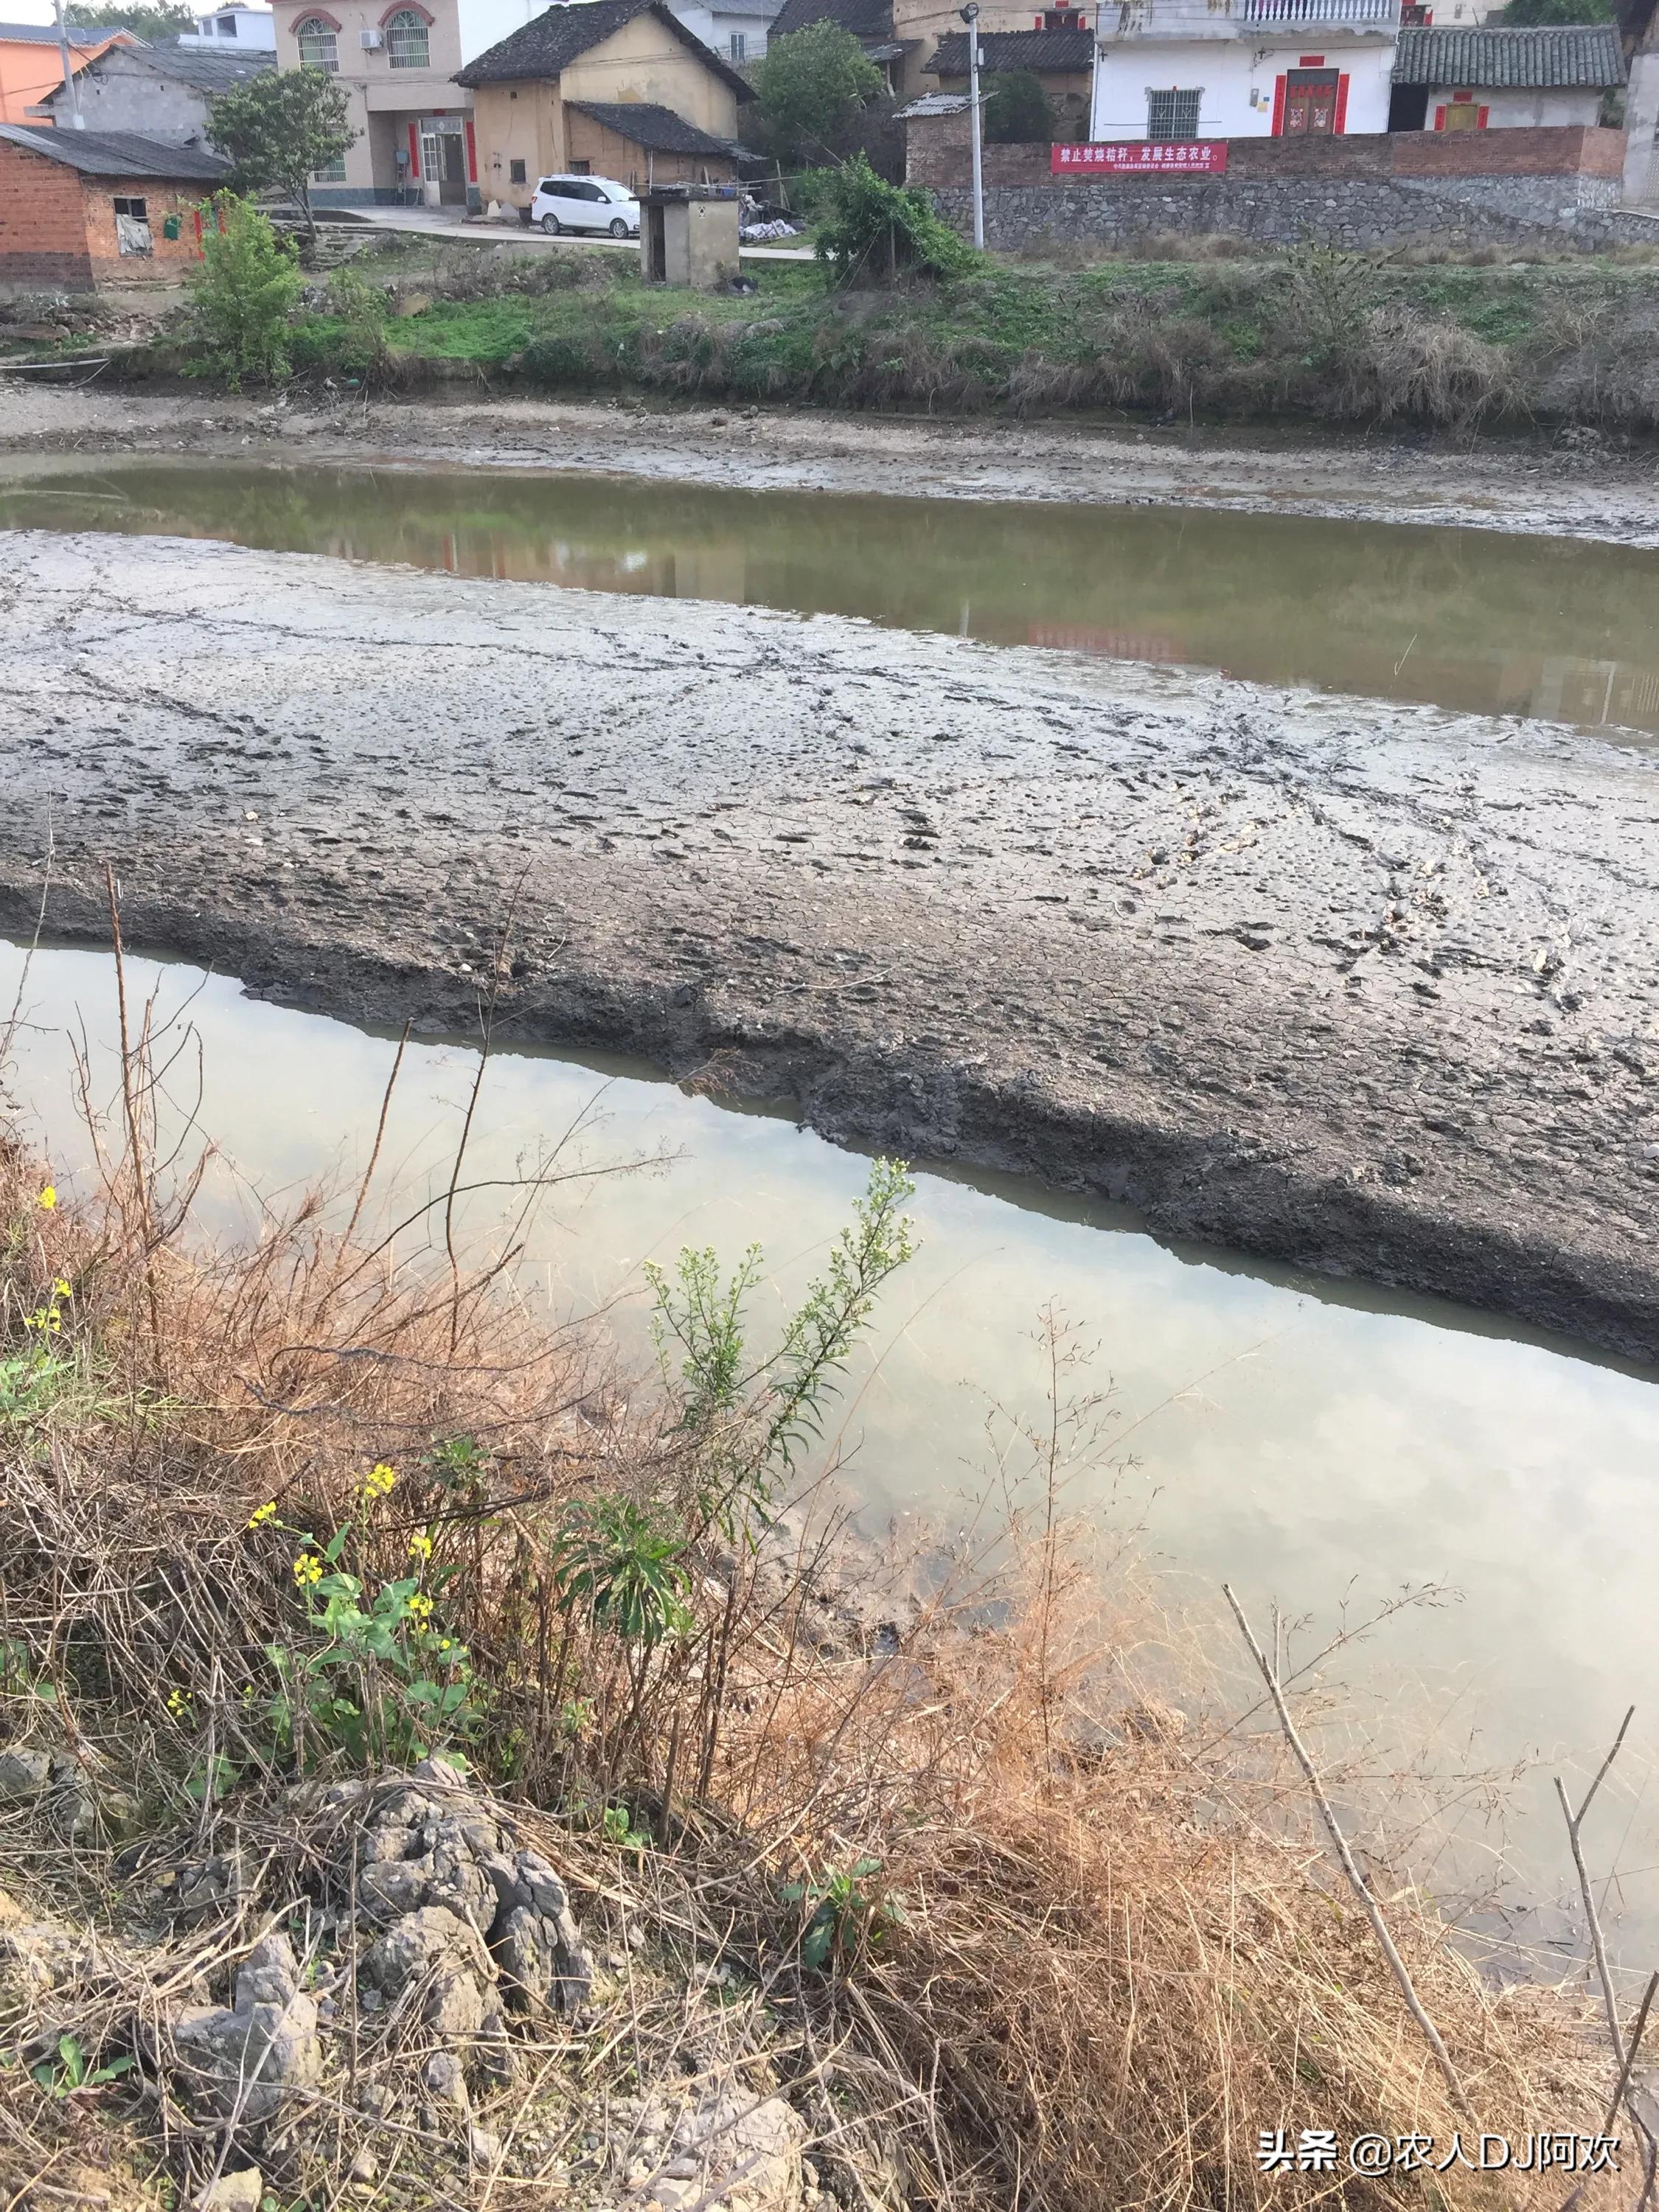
[1146, 86, 1201, 139]
[295, 15, 338, 67]
[312, 152, 347, 179]
[386, 8, 429, 65]
[729, 29, 745, 58]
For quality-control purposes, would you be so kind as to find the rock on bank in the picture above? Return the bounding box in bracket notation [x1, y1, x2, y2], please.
[2, 529, 1657, 1358]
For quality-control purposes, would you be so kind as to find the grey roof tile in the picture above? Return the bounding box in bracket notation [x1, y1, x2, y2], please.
[566, 95, 742, 150]
[0, 120, 230, 175]
[929, 24, 1093, 72]
[1392, 24, 1625, 86]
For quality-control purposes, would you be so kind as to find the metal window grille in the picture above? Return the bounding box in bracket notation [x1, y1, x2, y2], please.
[386, 9, 429, 66]
[296, 17, 338, 68]
[1146, 87, 1201, 138]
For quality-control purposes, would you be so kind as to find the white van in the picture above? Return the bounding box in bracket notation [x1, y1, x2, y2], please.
[529, 175, 641, 238]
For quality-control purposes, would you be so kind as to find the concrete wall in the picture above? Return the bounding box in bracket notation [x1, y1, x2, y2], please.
[472, 78, 562, 203]
[0, 142, 209, 293]
[1624, 42, 1659, 204]
[36, 46, 220, 146]
[1091, 38, 1396, 142]
[909, 114, 1641, 244]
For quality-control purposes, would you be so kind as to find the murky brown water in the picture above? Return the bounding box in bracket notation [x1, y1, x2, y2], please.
[4, 454, 1658, 738]
[4, 936, 1658, 1960]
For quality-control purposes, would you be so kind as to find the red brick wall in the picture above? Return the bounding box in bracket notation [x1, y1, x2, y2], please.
[83, 175, 210, 289]
[907, 115, 1628, 189]
[0, 138, 94, 291]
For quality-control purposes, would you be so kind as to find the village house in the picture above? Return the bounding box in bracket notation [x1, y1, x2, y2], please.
[1387, 24, 1624, 131]
[1088, 0, 1400, 145]
[928, 19, 1093, 136]
[453, 0, 752, 213]
[178, 2, 277, 46]
[0, 120, 226, 291]
[667, 0, 780, 68]
[767, 0, 1057, 99]
[32, 38, 273, 145]
[0, 18, 133, 125]
[267, 0, 538, 208]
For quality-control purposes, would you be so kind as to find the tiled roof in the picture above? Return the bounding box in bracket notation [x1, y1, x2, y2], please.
[140, 40, 275, 86]
[454, 0, 752, 95]
[768, 0, 893, 48]
[0, 16, 129, 38]
[0, 120, 229, 174]
[895, 88, 971, 114]
[1392, 24, 1625, 86]
[566, 96, 741, 151]
[929, 24, 1092, 72]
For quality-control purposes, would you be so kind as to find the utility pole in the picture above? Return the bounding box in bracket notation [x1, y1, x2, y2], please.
[959, 0, 983, 248]
[54, 0, 86, 127]
[1088, 0, 1103, 141]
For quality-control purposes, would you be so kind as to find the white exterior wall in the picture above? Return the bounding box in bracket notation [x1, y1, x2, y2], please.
[1091, 37, 1393, 139]
[1623, 42, 1659, 203]
[1422, 83, 1601, 128]
[668, 0, 778, 63]
[179, 4, 276, 43]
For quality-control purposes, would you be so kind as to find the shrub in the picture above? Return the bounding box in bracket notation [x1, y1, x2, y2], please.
[184, 193, 304, 389]
[750, 21, 885, 166]
[983, 69, 1054, 145]
[814, 153, 978, 285]
[520, 330, 608, 387]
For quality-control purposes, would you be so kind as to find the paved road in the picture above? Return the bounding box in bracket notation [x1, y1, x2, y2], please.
[347, 206, 815, 260]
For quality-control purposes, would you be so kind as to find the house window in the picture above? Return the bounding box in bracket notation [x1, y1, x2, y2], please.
[313, 153, 347, 180]
[1147, 87, 1201, 139]
[509, 156, 526, 183]
[386, 8, 429, 66]
[295, 15, 338, 68]
[217, 12, 237, 32]
[112, 195, 152, 254]
[729, 29, 746, 58]
[569, 158, 591, 173]
[112, 195, 147, 219]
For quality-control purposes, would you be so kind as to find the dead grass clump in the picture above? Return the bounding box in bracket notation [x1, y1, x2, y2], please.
[1336, 305, 1518, 430]
[0, 964, 1630, 2212]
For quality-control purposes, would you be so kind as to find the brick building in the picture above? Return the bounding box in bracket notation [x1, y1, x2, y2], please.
[0, 122, 228, 293]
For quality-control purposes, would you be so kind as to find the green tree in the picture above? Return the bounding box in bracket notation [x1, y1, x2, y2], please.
[186, 192, 304, 387]
[207, 64, 355, 242]
[86, 1, 194, 37]
[1497, 0, 1611, 19]
[982, 69, 1054, 144]
[751, 21, 885, 165]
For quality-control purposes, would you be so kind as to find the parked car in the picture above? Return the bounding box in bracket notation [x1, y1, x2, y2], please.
[529, 175, 639, 238]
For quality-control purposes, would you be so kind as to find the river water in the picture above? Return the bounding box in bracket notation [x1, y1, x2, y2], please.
[3, 936, 1658, 1962]
[3, 453, 1659, 738]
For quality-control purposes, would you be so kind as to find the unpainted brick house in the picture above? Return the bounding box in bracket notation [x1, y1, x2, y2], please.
[0, 122, 228, 293]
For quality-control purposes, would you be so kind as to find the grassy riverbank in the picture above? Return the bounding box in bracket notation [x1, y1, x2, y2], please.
[265, 237, 1659, 431]
[0, 967, 1630, 2212]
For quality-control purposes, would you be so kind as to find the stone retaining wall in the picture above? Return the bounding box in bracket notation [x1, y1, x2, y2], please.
[911, 116, 1642, 247]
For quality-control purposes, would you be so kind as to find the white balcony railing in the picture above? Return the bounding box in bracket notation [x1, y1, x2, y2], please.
[1112, 0, 1399, 32]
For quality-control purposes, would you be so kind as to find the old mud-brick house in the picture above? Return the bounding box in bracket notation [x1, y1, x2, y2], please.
[0, 121, 227, 293]
[454, 0, 753, 214]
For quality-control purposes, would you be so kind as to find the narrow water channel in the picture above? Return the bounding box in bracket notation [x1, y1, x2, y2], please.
[4, 936, 1657, 1958]
[4, 453, 1659, 738]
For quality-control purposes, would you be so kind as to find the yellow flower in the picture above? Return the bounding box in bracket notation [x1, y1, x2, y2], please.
[406, 1593, 434, 1626]
[165, 1687, 190, 1717]
[361, 1461, 397, 1501]
[246, 1502, 278, 1529]
[52, 1280, 70, 1299]
[293, 1553, 323, 1587]
[437, 1638, 453, 1656]
[37, 1186, 56, 1211]
[407, 1531, 433, 1563]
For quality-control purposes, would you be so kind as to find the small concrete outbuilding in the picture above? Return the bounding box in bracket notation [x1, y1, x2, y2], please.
[0, 121, 227, 293]
[640, 180, 737, 285]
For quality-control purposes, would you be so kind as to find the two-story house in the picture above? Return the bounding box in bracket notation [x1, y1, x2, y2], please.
[268, 0, 533, 206]
[455, 0, 753, 211]
[1088, 0, 1401, 142]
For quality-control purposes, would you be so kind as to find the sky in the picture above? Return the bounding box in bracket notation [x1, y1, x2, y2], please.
[2, 1, 273, 26]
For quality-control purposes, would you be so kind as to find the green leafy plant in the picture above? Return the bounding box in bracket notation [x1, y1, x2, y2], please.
[30, 2034, 132, 2100]
[983, 69, 1055, 145]
[602, 1802, 654, 1854]
[780, 1857, 905, 1973]
[813, 155, 977, 285]
[751, 22, 885, 166]
[549, 1495, 694, 1648]
[252, 1467, 481, 1770]
[320, 260, 392, 378]
[0, 1276, 74, 1427]
[185, 195, 304, 388]
[207, 65, 357, 243]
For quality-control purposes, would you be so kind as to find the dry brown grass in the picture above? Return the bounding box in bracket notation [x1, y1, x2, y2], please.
[0, 965, 1633, 2212]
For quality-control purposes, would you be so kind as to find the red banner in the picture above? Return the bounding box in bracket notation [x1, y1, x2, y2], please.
[1051, 140, 1228, 175]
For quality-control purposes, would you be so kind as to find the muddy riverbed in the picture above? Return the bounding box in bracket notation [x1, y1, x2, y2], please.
[4, 522, 1658, 1360]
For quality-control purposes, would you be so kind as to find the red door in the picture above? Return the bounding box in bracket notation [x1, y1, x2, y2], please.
[1282, 67, 1340, 133]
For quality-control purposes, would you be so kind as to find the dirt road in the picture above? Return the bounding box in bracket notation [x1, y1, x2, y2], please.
[4, 383, 1658, 544]
[4, 526, 1658, 1360]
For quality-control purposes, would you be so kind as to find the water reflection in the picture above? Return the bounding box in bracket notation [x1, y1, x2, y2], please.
[3, 455, 1658, 738]
[4, 934, 1659, 1954]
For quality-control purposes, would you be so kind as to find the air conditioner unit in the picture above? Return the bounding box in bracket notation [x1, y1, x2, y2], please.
[360, 27, 383, 48]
